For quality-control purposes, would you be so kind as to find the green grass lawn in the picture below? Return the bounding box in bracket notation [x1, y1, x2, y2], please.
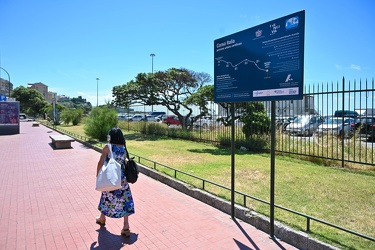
[56, 123, 375, 250]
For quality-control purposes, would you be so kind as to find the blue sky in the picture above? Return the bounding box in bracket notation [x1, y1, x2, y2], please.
[1, 0, 374, 106]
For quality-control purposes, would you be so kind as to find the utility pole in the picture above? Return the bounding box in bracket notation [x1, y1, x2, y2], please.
[96, 77, 99, 107]
[150, 54, 156, 112]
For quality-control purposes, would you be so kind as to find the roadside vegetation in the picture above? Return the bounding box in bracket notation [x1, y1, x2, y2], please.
[51, 121, 375, 250]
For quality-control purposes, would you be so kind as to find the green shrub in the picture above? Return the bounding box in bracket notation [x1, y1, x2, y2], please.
[72, 109, 83, 125]
[61, 108, 84, 126]
[146, 122, 168, 135]
[84, 106, 118, 141]
[60, 109, 73, 125]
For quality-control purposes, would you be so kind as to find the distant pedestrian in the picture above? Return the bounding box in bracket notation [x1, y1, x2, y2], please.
[95, 127, 135, 236]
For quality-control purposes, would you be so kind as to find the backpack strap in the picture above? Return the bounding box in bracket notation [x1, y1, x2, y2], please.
[108, 143, 114, 159]
[125, 147, 130, 159]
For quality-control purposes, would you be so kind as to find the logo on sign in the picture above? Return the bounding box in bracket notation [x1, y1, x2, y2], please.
[286, 16, 299, 30]
[289, 89, 297, 94]
[270, 23, 280, 34]
[255, 29, 262, 37]
[285, 74, 293, 82]
[0, 95, 6, 101]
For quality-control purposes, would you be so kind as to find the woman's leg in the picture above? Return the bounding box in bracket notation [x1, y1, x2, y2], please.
[123, 215, 129, 230]
[121, 216, 130, 236]
[99, 213, 106, 221]
[96, 213, 106, 225]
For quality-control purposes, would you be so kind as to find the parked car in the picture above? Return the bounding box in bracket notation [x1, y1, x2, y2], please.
[334, 110, 359, 118]
[193, 116, 221, 128]
[285, 115, 323, 136]
[19, 113, 27, 120]
[353, 116, 375, 141]
[162, 115, 181, 126]
[315, 117, 355, 138]
[145, 115, 159, 122]
[129, 114, 146, 121]
[155, 114, 164, 122]
[19, 113, 35, 122]
[117, 114, 132, 121]
[276, 116, 296, 131]
[149, 111, 166, 117]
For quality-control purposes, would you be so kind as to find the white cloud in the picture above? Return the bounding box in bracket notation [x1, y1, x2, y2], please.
[350, 64, 361, 70]
[335, 64, 361, 71]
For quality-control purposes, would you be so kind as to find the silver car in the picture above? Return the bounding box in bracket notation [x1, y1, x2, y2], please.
[285, 115, 323, 136]
[315, 117, 354, 138]
[129, 114, 146, 121]
[145, 115, 160, 122]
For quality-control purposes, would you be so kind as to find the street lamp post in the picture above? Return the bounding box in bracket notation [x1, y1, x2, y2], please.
[149, 54, 155, 112]
[96, 78, 99, 107]
[0, 67, 11, 96]
[150, 53, 155, 73]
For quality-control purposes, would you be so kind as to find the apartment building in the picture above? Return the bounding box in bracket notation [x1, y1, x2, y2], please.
[27, 82, 56, 103]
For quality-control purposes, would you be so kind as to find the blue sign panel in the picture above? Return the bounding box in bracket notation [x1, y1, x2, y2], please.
[214, 10, 305, 102]
[0, 95, 6, 101]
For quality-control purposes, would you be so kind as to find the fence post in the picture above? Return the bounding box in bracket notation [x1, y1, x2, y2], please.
[341, 77, 345, 168]
[270, 100, 276, 238]
[230, 103, 235, 219]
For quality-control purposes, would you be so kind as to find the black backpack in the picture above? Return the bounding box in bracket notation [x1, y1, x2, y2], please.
[125, 150, 139, 184]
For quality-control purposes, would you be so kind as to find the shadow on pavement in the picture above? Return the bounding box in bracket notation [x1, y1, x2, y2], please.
[90, 227, 138, 250]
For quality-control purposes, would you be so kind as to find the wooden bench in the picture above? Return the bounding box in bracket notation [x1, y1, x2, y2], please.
[49, 135, 75, 149]
[32, 122, 39, 127]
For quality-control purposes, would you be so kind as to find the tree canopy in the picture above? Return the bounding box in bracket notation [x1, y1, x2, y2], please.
[11, 86, 48, 117]
[184, 84, 214, 119]
[59, 96, 92, 114]
[112, 68, 212, 128]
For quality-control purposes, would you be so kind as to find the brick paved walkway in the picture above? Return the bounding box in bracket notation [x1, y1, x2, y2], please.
[0, 122, 299, 249]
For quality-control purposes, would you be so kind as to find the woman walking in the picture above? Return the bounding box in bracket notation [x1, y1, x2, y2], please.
[95, 127, 135, 236]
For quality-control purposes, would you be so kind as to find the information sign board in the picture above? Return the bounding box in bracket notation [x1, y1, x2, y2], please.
[0, 101, 20, 135]
[214, 10, 305, 102]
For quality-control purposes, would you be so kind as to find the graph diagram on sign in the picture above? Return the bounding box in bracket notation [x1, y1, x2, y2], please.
[215, 57, 271, 78]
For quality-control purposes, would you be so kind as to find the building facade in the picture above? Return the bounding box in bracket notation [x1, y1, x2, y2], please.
[0, 78, 13, 96]
[27, 82, 56, 103]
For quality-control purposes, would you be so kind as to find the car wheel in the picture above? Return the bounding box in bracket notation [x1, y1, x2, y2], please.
[167, 122, 170, 126]
[347, 130, 354, 139]
[202, 123, 208, 128]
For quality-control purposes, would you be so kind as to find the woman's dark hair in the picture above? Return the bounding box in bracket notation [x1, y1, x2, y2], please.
[108, 127, 125, 145]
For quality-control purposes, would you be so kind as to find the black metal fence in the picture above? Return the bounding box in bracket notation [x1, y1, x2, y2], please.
[130, 153, 375, 245]
[126, 77, 375, 169]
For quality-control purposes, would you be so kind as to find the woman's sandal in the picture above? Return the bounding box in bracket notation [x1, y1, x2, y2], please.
[121, 228, 130, 237]
[95, 217, 106, 226]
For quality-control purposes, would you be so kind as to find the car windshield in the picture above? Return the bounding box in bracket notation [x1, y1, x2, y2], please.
[325, 118, 342, 125]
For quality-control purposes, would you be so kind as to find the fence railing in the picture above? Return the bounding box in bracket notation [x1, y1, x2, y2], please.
[126, 78, 375, 169]
[133, 153, 374, 243]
